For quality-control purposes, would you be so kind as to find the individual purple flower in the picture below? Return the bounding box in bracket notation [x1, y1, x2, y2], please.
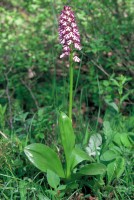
[59, 6, 81, 62]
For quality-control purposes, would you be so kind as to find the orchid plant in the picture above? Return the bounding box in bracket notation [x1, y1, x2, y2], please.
[24, 5, 106, 195]
[59, 6, 82, 119]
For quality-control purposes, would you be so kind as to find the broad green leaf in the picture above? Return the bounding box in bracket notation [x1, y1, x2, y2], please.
[115, 157, 125, 178]
[47, 169, 60, 189]
[78, 163, 106, 175]
[24, 143, 65, 178]
[108, 102, 119, 112]
[108, 143, 122, 154]
[107, 157, 125, 184]
[113, 133, 122, 146]
[100, 150, 118, 161]
[120, 133, 132, 147]
[70, 147, 92, 170]
[114, 133, 132, 148]
[103, 121, 113, 140]
[57, 185, 66, 190]
[107, 161, 116, 184]
[59, 112, 75, 177]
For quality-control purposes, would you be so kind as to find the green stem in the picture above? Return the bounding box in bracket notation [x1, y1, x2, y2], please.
[69, 51, 73, 120]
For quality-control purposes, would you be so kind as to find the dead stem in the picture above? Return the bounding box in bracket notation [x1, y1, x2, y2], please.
[0, 130, 8, 139]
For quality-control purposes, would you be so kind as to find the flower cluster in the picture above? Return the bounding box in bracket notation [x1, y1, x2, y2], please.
[59, 6, 81, 62]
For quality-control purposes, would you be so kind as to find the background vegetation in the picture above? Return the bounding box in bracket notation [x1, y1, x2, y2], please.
[0, 0, 134, 199]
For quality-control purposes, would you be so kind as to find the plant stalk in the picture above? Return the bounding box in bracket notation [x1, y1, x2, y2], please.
[69, 51, 73, 120]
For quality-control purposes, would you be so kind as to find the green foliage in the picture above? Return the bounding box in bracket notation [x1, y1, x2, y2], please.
[59, 112, 75, 177]
[70, 146, 92, 169]
[78, 163, 106, 176]
[24, 143, 65, 178]
[107, 157, 125, 184]
[96, 113, 133, 198]
[0, 0, 134, 199]
[24, 113, 106, 183]
[47, 169, 60, 190]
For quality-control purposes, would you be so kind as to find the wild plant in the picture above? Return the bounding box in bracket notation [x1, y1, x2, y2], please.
[24, 5, 106, 198]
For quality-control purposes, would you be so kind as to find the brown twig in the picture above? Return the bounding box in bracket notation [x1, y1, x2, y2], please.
[91, 60, 110, 77]
[21, 79, 39, 110]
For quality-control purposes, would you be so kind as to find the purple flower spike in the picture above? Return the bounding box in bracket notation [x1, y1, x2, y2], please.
[59, 6, 81, 62]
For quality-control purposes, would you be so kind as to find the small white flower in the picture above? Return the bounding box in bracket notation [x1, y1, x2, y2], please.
[74, 43, 82, 50]
[71, 22, 77, 28]
[67, 40, 72, 45]
[63, 45, 70, 51]
[60, 30, 66, 35]
[63, 21, 67, 26]
[67, 17, 72, 22]
[66, 11, 71, 16]
[65, 34, 70, 40]
[64, 51, 70, 56]
[60, 53, 65, 58]
[73, 56, 80, 62]
[65, 26, 72, 32]
[68, 32, 74, 38]
[73, 29, 80, 36]
[60, 39, 65, 44]
[62, 15, 67, 19]
[73, 34, 80, 42]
